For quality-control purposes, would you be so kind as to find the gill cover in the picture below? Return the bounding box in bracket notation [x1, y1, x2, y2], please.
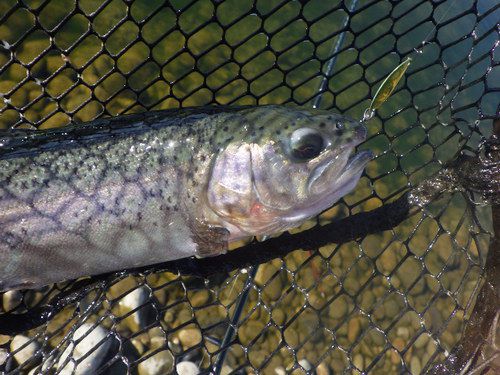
[207, 143, 254, 220]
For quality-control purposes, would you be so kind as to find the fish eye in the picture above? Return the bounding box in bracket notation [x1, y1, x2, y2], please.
[289, 127, 325, 161]
[335, 121, 344, 130]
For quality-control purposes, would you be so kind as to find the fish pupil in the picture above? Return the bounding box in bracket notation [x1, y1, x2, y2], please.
[290, 129, 324, 161]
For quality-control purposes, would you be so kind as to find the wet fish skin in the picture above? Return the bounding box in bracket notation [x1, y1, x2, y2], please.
[0, 106, 371, 290]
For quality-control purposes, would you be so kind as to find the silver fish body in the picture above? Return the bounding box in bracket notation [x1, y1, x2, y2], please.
[0, 106, 371, 290]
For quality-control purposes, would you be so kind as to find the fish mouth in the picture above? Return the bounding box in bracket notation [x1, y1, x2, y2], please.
[344, 148, 373, 172]
[283, 148, 372, 223]
[309, 148, 372, 205]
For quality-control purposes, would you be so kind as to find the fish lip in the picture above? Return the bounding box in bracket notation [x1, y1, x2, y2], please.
[306, 148, 372, 196]
[344, 149, 373, 171]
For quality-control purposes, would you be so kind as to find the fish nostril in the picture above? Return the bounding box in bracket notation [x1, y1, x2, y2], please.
[355, 125, 368, 140]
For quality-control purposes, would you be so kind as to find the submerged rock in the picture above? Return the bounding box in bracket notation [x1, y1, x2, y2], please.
[118, 285, 157, 331]
[178, 327, 202, 349]
[0, 348, 7, 366]
[298, 359, 313, 372]
[57, 323, 115, 374]
[176, 360, 200, 375]
[10, 335, 41, 367]
[2, 290, 23, 312]
[137, 349, 174, 375]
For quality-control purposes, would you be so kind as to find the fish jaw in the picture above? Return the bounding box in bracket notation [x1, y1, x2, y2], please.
[283, 149, 373, 223]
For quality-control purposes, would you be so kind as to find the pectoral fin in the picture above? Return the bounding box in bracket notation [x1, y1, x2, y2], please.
[191, 220, 230, 258]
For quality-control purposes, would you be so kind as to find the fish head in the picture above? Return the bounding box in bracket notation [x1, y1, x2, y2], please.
[206, 106, 372, 240]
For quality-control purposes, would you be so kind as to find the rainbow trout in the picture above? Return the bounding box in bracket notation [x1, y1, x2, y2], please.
[0, 106, 371, 290]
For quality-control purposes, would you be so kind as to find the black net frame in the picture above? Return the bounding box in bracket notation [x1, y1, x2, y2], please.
[0, 0, 498, 374]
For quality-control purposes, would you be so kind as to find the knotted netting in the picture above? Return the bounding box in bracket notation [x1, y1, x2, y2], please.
[0, 0, 498, 374]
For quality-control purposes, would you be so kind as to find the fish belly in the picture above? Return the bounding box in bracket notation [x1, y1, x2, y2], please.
[0, 179, 197, 290]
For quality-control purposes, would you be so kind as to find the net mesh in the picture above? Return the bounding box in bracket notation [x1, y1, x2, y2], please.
[0, 0, 498, 374]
